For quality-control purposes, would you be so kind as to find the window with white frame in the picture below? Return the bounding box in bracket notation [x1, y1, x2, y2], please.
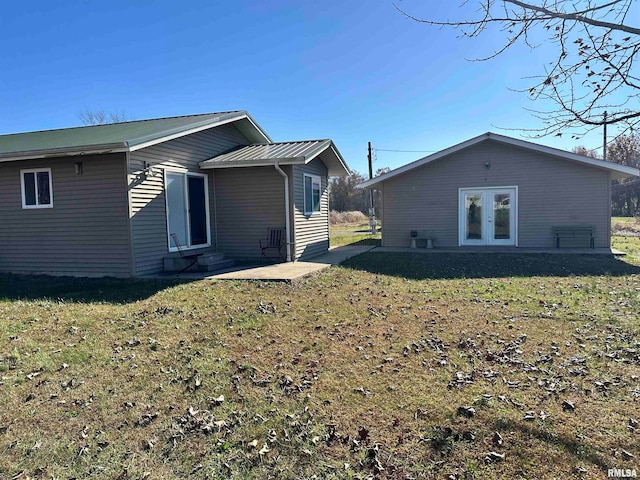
[21, 168, 53, 209]
[304, 174, 321, 215]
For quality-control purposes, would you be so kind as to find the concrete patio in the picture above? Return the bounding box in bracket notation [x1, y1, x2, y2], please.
[156, 244, 375, 282]
[150, 244, 627, 282]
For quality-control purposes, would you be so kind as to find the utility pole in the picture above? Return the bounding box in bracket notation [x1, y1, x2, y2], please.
[368, 142, 376, 234]
[603, 111, 608, 161]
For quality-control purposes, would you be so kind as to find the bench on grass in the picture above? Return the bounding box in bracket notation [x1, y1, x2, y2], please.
[552, 225, 595, 249]
[410, 230, 434, 249]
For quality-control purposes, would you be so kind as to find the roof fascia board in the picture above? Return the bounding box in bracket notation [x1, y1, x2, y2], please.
[299, 140, 350, 176]
[128, 114, 249, 151]
[489, 133, 640, 177]
[242, 113, 272, 143]
[199, 158, 306, 169]
[360, 132, 639, 188]
[359, 134, 486, 188]
[0, 143, 129, 163]
[329, 143, 351, 175]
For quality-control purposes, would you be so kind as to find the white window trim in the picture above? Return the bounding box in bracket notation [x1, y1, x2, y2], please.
[21, 168, 53, 209]
[303, 173, 322, 216]
[164, 170, 211, 252]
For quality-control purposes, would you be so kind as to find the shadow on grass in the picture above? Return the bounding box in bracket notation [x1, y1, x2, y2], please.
[330, 238, 381, 248]
[341, 252, 640, 279]
[493, 417, 611, 472]
[0, 273, 193, 304]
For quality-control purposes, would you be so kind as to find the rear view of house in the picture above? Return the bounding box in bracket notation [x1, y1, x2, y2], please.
[0, 111, 349, 277]
[360, 133, 638, 250]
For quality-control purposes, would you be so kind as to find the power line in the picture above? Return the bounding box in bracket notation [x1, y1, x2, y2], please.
[373, 148, 436, 153]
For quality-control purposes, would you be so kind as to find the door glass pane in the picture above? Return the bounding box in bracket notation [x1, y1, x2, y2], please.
[493, 193, 510, 240]
[166, 173, 188, 248]
[466, 194, 482, 240]
[188, 176, 207, 246]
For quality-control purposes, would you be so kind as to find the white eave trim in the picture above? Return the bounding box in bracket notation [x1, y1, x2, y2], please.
[128, 113, 271, 151]
[199, 158, 307, 169]
[0, 142, 129, 163]
[328, 144, 350, 176]
[359, 132, 639, 188]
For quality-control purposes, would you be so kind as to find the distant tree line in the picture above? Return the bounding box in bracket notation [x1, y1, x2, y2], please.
[329, 168, 389, 216]
[574, 133, 640, 216]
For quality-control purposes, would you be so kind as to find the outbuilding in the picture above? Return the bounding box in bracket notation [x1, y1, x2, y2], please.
[359, 132, 638, 250]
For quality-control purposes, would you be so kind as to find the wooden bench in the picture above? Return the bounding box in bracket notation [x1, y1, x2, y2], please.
[552, 225, 595, 249]
[410, 230, 434, 249]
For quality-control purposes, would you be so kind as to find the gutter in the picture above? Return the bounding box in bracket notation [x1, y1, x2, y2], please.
[0, 142, 129, 163]
[274, 161, 292, 262]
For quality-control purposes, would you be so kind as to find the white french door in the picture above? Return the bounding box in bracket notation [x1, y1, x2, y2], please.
[459, 187, 517, 246]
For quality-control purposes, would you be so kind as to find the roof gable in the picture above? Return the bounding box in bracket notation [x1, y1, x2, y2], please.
[0, 111, 271, 162]
[359, 132, 639, 187]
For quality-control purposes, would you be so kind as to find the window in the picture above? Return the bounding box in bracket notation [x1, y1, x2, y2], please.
[304, 174, 321, 215]
[21, 168, 53, 209]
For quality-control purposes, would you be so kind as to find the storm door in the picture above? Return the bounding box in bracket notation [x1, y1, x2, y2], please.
[459, 187, 517, 246]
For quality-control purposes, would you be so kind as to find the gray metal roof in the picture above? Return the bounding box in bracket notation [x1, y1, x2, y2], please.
[200, 140, 350, 176]
[0, 111, 271, 161]
[359, 131, 640, 187]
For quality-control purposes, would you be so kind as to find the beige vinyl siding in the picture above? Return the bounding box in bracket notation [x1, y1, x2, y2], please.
[292, 159, 329, 260]
[381, 140, 611, 248]
[214, 166, 286, 260]
[0, 154, 131, 277]
[129, 124, 249, 275]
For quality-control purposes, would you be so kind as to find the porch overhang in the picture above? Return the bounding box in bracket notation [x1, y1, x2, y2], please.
[198, 139, 350, 177]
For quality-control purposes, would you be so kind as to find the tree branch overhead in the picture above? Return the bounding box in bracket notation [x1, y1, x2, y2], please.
[396, 0, 640, 141]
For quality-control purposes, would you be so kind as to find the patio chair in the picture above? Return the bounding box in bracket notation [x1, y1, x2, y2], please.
[259, 228, 285, 262]
[170, 233, 203, 273]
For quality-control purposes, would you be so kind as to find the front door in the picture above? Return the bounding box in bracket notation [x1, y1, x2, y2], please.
[166, 171, 210, 251]
[459, 187, 517, 246]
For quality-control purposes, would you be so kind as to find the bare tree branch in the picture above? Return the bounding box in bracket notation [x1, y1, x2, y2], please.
[396, 0, 640, 142]
[79, 108, 130, 126]
[506, 0, 640, 35]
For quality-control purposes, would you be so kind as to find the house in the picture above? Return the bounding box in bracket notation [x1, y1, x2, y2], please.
[359, 132, 639, 249]
[0, 111, 349, 277]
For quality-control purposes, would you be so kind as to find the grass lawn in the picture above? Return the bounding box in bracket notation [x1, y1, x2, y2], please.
[330, 221, 381, 247]
[1, 238, 639, 479]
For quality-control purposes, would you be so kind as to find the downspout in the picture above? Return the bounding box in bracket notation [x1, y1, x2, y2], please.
[125, 150, 137, 277]
[274, 162, 292, 262]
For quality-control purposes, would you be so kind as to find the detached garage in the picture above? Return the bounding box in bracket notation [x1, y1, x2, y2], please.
[359, 132, 639, 250]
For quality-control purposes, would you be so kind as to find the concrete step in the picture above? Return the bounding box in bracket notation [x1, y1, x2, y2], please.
[164, 253, 234, 273]
[199, 253, 227, 265]
[201, 258, 235, 272]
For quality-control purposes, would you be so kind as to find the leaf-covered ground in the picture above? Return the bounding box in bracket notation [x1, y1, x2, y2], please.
[1, 239, 639, 479]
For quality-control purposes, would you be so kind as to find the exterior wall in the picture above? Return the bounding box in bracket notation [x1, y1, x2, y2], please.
[381, 140, 612, 248]
[292, 158, 329, 260]
[129, 124, 249, 275]
[214, 166, 286, 260]
[0, 154, 131, 277]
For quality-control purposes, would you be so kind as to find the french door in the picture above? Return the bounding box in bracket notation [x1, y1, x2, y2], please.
[165, 171, 210, 251]
[459, 187, 517, 246]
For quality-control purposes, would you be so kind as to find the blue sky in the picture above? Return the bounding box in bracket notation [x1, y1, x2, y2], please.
[0, 0, 619, 174]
